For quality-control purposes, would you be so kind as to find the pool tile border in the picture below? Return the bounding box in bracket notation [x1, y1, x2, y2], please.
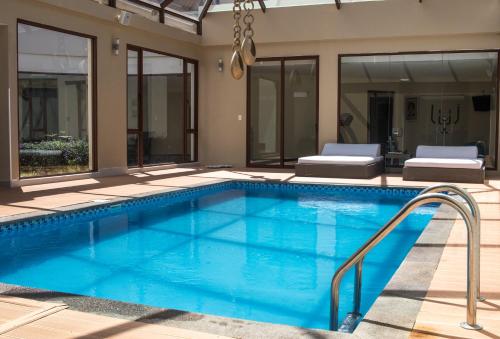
[0, 179, 422, 234]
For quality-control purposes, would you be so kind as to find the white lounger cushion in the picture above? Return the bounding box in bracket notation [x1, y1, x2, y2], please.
[405, 158, 484, 170]
[298, 155, 384, 166]
[321, 143, 381, 157]
[416, 146, 478, 159]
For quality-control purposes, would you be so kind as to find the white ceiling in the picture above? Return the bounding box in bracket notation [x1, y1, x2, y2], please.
[341, 54, 497, 84]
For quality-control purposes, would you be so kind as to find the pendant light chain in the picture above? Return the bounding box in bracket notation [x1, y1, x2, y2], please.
[232, 0, 242, 52]
[243, 0, 255, 40]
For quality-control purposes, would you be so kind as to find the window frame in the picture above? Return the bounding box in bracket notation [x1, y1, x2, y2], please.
[16, 19, 98, 179]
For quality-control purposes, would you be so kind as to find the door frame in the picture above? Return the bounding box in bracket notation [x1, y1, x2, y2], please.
[126, 44, 198, 168]
[246, 55, 320, 168]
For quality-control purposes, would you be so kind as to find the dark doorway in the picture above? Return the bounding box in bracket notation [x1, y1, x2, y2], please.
[368, 91, 393, 154]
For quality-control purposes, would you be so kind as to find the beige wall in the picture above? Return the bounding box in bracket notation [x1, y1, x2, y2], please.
[0, 0, 201, 182]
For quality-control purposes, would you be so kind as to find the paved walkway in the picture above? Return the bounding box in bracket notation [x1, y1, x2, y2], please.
[0, 167, 499, 338]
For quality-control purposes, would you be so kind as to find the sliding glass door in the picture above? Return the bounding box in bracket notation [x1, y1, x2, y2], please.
[127, 46, 197, 167]
[339, 51, 499, 169]
[248, 57, 319, 167]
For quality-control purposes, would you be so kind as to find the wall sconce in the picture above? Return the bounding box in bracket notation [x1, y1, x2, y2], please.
[112, 38, 120, 56]
[217, 58, 224, 73]
[116, 10, 132, 26]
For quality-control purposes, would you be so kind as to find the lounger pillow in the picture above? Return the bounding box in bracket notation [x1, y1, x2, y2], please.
[298, 143, 383, 165]
[404, 146, 483, 170]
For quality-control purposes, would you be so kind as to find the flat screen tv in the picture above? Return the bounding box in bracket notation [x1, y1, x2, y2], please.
[472, 95, 491, 112]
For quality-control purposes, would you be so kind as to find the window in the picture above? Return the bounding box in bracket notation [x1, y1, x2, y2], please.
[248, 57, 319, 167]
[127, 46, 198, 167]
[17, 21, 96, 178]
[339, 51, 499, 169]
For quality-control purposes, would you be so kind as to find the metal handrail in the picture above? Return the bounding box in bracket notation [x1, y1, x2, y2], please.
[330, 193, 482, 332]
[419, 184, 483, 301]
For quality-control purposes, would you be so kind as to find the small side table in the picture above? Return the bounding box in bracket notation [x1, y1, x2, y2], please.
[385, 152, 411, 173]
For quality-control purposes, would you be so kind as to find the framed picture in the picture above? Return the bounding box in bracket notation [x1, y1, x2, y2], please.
[405, 97, 418, 120]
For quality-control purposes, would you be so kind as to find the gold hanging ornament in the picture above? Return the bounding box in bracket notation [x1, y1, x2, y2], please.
[230, 0, 244, 80]
[241, 0, 256, 66]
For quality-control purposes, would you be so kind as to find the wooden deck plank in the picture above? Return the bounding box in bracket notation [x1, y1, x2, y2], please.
[0, 299, 229, 339]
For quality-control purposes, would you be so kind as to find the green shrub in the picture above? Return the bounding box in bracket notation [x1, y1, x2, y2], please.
[20, 138, 89, 168]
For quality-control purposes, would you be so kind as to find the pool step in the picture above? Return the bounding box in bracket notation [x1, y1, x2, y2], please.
[338, 312, 362, 333]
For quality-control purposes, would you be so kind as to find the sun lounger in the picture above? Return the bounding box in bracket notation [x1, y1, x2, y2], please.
[296, 143, 384, 178]
[403, 146, 485, 183]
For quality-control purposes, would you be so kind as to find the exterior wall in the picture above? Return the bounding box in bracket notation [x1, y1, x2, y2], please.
[0, 0, 201, 184]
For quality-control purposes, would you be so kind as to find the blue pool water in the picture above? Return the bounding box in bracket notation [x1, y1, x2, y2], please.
[0, 182, 435, 330]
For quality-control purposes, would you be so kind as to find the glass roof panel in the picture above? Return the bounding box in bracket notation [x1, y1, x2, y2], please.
[210, 0, 381, 12]
[165, 0, 211, 20]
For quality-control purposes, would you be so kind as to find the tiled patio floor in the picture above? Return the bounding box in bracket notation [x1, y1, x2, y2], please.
[0, 167, 499, 338]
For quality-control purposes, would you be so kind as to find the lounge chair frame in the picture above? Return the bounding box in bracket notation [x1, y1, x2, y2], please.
[403, 166, 485, 184]
[296, 160, 384, 179]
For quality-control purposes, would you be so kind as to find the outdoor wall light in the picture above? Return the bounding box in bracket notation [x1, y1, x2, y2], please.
[218, 59, 224, 72]
[112, 38, 120, 56]
[117, 10, 132, 26]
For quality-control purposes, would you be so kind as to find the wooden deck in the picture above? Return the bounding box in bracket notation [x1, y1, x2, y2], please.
[0, 296, 228, 339]
[0, 167, 499, 338]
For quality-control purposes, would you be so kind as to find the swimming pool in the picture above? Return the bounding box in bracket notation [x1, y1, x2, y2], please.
[0, 181, 435, 331]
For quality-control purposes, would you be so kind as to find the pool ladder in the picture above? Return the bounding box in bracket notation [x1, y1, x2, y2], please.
[330, 184, 483, 332]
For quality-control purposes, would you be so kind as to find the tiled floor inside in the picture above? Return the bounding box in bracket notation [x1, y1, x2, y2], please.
[0, 167, 499, 338]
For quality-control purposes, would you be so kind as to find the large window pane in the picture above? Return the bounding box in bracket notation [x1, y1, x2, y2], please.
[340, 52, 498, 169]
[249, 61, 282, 166]
[142, 51, 184, 165]
[284, 59, 318, 166]
[18, 23, 94, 178]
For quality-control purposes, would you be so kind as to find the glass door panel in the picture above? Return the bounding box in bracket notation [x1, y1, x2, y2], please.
[127, 47, 198, 167]
[127, 49, 140, 167]
[340, 51, 498, 169]
[248, 57, 319, 168]
[142, 51, 184, 165]
[283, 59, 318, 166]
[186, 61, 197, 162]
[249, 60, 282, 166]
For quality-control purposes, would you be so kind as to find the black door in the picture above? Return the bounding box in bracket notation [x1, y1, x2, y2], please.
[368, 92, 393, 153]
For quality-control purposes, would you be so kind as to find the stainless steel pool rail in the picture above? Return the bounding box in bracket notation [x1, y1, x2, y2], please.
[420, 184, 483, 302]
[329, 190, 482, 332]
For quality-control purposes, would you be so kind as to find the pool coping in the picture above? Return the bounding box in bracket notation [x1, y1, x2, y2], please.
[0, 178, 456, 339]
